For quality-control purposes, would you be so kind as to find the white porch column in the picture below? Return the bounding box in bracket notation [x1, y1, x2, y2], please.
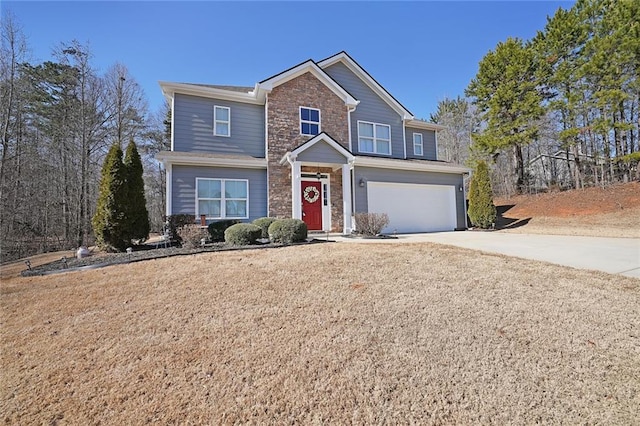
[165, 162, 172, 218]
[291, 160, 302, 220]
[342, 163, 353, 235]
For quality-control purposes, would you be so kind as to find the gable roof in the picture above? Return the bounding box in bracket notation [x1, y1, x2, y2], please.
[317, 51, 413, 120]
[160, 52, 439, 126]
[292, 132, 354, 159]
[257, 59, 359, 108]
[281, 132, 355, 165]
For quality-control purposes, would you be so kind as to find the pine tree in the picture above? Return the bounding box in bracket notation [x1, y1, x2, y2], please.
[468, 160, 496, 229]
[466, 38, 544, 193]
[92, 143, 128, 251]
[123, 139, 150, 242]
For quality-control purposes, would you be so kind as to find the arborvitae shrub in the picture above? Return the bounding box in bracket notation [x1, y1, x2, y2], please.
[92, 143, 128, 252]
[224, 223, 262, 245]
[252, 217, 278, 239]
[123, 139, 150, 243]
[268, 219, 308, 244]
[207, 219, 241, 242]
[468, 160, 497, 229]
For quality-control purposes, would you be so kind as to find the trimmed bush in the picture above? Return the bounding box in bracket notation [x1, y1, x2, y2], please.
[224, 223, 262, 245]
[354, 212, 390, 236]
[252, 217, 278, 239]
[177, 224, 208, 249]
[468, 160, 496, 229]
[268, 219, 308, 244]
[208, 219, 241, 242]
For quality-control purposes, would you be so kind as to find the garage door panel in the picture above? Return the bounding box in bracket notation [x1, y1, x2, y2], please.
[367, 182, 456, 233]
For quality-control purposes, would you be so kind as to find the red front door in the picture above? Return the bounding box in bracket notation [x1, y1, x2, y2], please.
[301, 181, 323, 230]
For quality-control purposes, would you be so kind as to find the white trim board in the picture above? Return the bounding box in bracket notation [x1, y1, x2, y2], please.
[156, 152, 267, 169]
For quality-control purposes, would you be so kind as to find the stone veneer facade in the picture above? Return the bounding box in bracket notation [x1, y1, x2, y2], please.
[267, 72, 350, 231]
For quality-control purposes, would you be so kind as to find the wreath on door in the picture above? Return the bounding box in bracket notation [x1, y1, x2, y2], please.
[303, 186, 320, 203]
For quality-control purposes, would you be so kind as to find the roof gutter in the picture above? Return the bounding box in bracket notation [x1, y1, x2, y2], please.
[354, 156, 471, 174]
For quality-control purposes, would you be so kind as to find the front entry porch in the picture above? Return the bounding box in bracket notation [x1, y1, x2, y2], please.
[280, 133, 355, 234]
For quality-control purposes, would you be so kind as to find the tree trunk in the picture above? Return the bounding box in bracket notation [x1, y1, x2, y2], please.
[514, 144, 525, 193]
[572, 144, 583, 189]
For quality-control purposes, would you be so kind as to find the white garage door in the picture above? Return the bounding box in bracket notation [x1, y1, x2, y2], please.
[367, 182, 457, 233]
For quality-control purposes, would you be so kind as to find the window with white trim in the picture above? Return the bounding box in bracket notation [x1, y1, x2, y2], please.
[214, 106, 230, 137]
[413, 133, 424, 156]
[300, 107, 320, 136]
[358, 121, 391, 155]
[196, 178, 248, 219]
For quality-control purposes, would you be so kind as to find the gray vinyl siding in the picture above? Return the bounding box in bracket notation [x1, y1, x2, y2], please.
[173, 94, 265, 157]
[296, 142, 348, 164]
[323, 62, 404, 159]
[353, 167, 466, 229]
[405, 128, 437, 160]
[171, 165, 267, 221]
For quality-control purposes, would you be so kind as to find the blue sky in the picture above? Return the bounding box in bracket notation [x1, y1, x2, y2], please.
[5, 1, 573, 120]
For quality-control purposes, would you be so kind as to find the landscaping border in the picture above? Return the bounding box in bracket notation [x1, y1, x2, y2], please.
[22, 239, 331, 277]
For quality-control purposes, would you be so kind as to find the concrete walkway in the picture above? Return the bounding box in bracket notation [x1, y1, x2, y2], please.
[333, 232, 640, 279]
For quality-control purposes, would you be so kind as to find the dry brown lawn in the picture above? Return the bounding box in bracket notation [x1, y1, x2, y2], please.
[1, 243, 639, 424]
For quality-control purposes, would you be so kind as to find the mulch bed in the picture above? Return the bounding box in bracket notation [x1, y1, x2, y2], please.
[21, 240, 326, 277]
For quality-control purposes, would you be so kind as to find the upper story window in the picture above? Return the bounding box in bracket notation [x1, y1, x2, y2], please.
[413, 133, 424, 156]
[358, 121, 391, 155]
[214, 106, 230, 137]
[300, 107, 320, 136]
[196, 178, 248, 219]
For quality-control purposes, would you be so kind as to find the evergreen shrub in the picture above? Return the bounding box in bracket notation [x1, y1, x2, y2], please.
[252, 217, 278, 239]
[268, 219, 308, 244]
[92, 143, 128, 252]
[224, 223, 262, 245]
[207, 220, 241, 242]
[468, 160, 497, 229]
[123, 140, 150, 242]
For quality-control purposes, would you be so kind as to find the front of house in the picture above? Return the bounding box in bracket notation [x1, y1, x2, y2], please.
[156, 52, 470, 234]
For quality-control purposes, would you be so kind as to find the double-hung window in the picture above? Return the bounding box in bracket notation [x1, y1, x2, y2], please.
[413, 133, 424, 156]
[196, 178, 248, 219]
[300, 107, 320, 136]
[358, 121, 391, 155]
[214, 106, 230, 137]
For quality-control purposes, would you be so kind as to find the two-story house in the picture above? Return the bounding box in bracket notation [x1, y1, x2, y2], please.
[156, 52, 470, 235]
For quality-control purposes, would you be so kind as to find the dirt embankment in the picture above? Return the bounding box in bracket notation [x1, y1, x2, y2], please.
[493, 182, 640, 238]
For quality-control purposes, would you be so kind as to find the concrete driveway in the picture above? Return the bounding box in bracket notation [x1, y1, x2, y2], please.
[335, 232, 640, 279]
